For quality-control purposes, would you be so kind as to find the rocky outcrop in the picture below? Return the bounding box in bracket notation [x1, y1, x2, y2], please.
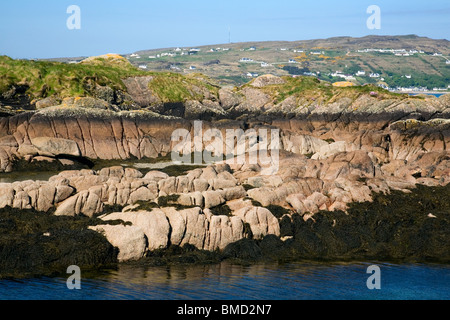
[0, 78, 449, 267]
[1, 139, 448, 262]
[249, 74, 286, 88]
[122, 76, 161, 107]
[0, 91, 449, 174]
[89, 203, 279, 260]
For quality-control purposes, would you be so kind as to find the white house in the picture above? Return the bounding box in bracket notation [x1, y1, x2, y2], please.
[138, 65, 148, 70]
[240, 57, 253, 62]
[261, 62, 270, 67]
[446, 60, 450, 65]
[246, 72, 258, 77]
[189, 65, 197, 70]
[331, 71, 346, 78]
[288, 59, 297, 63]
[356, 71, 366, 76]
[405, 75, 412, 79]
[148, 55, 156, 59]
[370, 73, 381, 78]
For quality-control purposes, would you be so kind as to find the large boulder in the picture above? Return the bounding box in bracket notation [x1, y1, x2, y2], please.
[101, 210, 171, 251]
[233, 206, 280, 239]
[54, 189, 103, 217]
[205, 214, 244, 250]
[89, 224, 147, 262]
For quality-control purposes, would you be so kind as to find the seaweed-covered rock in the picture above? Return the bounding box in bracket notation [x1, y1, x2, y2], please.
[0, 207, 118, 279]
[222, 238, 262, 261]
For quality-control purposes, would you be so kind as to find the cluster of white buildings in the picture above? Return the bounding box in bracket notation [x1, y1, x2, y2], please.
[356, 48, 425, 56]
[278, 48, 305, 53]
[327, 70, 387, 81]
[330, 71, 357, 81]
[129, 46, 233, 61]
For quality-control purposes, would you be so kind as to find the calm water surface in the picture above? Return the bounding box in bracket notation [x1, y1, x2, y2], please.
[1, 261, 449, 300]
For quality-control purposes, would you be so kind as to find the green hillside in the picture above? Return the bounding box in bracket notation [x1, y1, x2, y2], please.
[126, 35, 450, 89]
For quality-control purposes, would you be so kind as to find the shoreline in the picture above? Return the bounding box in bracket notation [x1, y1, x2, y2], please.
[1, 181, 449, 280]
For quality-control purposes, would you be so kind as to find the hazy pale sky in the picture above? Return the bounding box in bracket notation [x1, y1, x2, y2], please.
[0, 0, 449, 59]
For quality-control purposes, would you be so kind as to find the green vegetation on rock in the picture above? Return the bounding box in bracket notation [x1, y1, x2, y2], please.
[0, 55, 145, 100]
[146, 72, 219, 103]
[0, 55, 219, 105]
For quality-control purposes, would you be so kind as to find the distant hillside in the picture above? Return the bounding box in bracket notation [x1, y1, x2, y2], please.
[126, 35, 450, 89]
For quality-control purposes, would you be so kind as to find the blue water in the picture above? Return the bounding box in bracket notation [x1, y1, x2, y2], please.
[410, 93, 447, 98]
[1, 261, 449, 300]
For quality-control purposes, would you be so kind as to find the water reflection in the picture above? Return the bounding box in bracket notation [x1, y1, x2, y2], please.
[1, 260, 450, 300]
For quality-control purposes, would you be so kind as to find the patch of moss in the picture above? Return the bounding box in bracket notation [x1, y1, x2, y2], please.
[209, 204, 232, 216]
[242, 184, 256, 191]
[251, 199, 263, 207]
[243, 222, 253, 239]
[140, 244, 221, 266]
[157, 194, 180, 207]
[264, 204, 292, 219]
[133, 201, 160, 211]
[159, 164, 205, 177]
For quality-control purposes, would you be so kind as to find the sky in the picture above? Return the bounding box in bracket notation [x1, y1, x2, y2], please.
[0, 0, 449, 59]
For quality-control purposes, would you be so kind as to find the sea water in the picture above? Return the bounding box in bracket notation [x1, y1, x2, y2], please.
[0, 261, 449, 300]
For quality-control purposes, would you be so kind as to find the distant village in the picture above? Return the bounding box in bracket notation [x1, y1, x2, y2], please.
[125, 44, 449, 93]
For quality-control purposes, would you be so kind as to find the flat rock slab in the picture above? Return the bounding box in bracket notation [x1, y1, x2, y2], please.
[31, 137, 80, 157]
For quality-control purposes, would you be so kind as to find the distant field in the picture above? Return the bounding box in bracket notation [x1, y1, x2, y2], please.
[124, 36, 449, 89]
